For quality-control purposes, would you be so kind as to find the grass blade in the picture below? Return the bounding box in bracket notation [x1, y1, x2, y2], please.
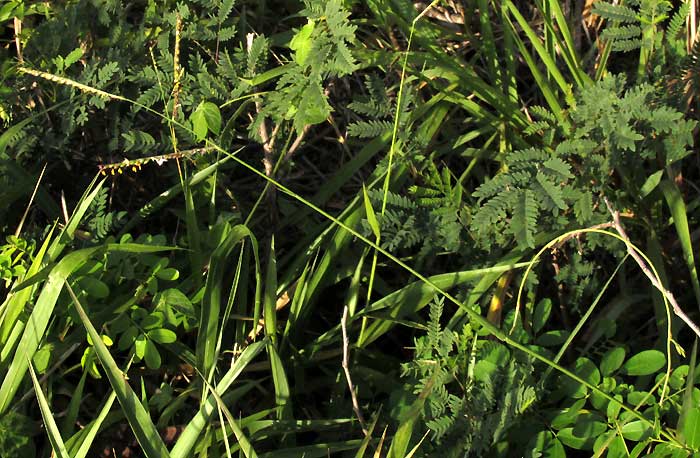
[660, 180, 700, 309]
[66, 283, 171, 458]
[28, 360, 70, 458]
[198, 225, 261, 380]
[72, 391, 117, 458]
[171, 339, 267, 458]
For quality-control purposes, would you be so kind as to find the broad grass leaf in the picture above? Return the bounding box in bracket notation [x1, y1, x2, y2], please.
[622, 350, 665, 376]
[362, 184, 380, 238]
[28, 362, 70, 458]
[682, 406, 700, 450]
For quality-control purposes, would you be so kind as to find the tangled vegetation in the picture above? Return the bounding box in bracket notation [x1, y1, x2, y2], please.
[2, 0, 700, 456]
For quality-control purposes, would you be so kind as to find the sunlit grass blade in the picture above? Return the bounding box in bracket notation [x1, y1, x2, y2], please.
[198, 225, 261, 382]
[503, 1, 576, 108]
[660, 180, 700, 309]
[264, 237, 278, 344]
[0, 245, 103, 414]
[66, 283, 171, 458]
[47, 175, 104, 260]
[72, 391, 117, 458]
[358, 263, 530, 347]
[678, 340, 699, 448]
[263, 239, 292, 421]
[386, 373, 435, 458]
[353, 409, 379, 458]
[502, 10, 567, 128]
[28, 360, 70, 458]
[171, 339, 267, 458]
[535, 0, 592, 88]
[182, 176, 203, 277]
[60, 364, 88, 437]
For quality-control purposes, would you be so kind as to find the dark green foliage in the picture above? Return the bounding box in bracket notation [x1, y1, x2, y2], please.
[0, 412, 36, 458]
[84, 187, 126, 242]
[4, 0, 700, 457]
[401, 298, 537, 457]
[593, 0, 672, 53]
[362, 167, 466, 258]
[472, 74, 696, 249]
[253, 0, 357, 135]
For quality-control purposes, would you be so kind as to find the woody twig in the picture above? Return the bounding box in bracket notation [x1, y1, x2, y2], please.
[604, 197, 700, 338]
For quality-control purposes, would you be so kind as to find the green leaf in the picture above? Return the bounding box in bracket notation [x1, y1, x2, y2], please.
[63, 48, 84, 70]
[171, 340, 267, 458]
[640, 170, 663, 197]
[536, 172, 567, 210]
[66, 285, 171, 458]
[118, 326, 139, 351]
[621, 420, 652, 441]
[660, 180, 700, 309]
[557, 420, 606, 450]
[155, 267, 179, 281]
[290, 21, 315, 66]
[33, 343, 53, 373]
[78, 276, 110, 298]
[362, 184, 380, 238]
[190, 101, 221, 141]
[622, 350, 665, 376]
[28, 361, 70, 458]
[532, 298, 552, 334]
[148, 328, 177, 344]
[600, 347, 626, 376]
[143, 340, 161, 369]
[201, 102, 221, 135]
[526, 431, 566, 458]
[511, 189, 537, 248]
[558, 358, 600, 398]
[135, 334, 146, 359]
[682, 406, 700, 450]
[535, 330, 569, 346]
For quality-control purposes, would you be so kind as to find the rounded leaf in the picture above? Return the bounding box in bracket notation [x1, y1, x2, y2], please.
[155, 267, 179, 281]
[33, 344, 54, 373]
[557, 419, 606, 450]
[532, 298, 552, 334]
[142, 312, 164, 330]
[144, 339, 161, 369]
[536, 330, 570, 346]
[148, 328, 177, 344]
[622, 350, 665, 376]
[134, 334, 146, 359]
[600, 347, 626, 376]
[118, 326, 138, 351]
[621, 420, 652, 441]
[290, 21, 315, 66]
[78, 276, 110, 298]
